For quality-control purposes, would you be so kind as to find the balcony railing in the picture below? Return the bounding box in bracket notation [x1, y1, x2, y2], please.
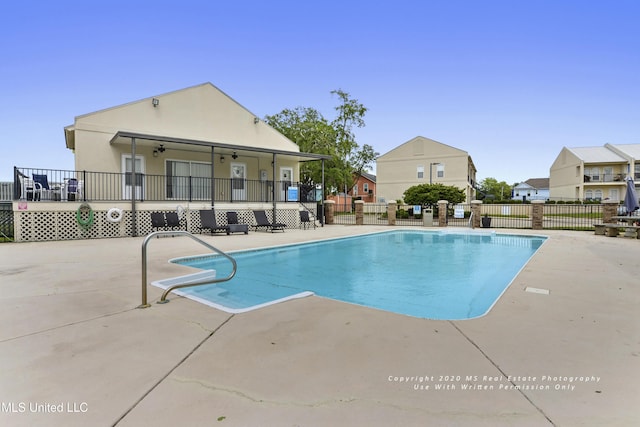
[583, 173, 626, 183]
[13, 167, 321, 203]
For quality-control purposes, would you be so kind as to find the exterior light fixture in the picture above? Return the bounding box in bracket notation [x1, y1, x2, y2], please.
[153, 149, 158, 157]
[253, 117, 259, 124]
[152, 98, 159, 107]
[220, 155, 225, 163]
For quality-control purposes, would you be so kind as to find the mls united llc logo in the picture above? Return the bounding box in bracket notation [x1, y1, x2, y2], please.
[2, 401, 88, 414]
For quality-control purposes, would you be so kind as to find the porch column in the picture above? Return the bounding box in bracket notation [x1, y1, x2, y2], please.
[210, 147, 216, 207]
[320, 158, 325, 226]
[271, 153, 277, 216]
[324, 200, 335, 224]
[438, 200, 448, 227]
[131, 137, 137, 237]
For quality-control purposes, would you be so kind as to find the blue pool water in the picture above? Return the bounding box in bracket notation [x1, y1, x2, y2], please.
[156, 230, 546, 320]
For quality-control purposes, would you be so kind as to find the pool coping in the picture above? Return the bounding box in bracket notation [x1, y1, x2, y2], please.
[1, 226, 638, 426]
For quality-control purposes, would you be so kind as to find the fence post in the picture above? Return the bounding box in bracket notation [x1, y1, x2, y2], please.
[602, 200, 618, 223]
[324, 200, 335, 224]
[438, 200, 448, 227]
[470, 200, 482, 229]
[355, 200, 364, 225]
[531, 200, 544, 230]
[388, 200, 397, 225]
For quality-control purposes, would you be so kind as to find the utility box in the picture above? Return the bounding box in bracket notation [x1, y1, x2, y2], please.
[423, 207, 433, 227]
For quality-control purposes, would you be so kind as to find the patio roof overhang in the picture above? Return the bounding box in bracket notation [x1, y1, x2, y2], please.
[109, 131, 332, 163]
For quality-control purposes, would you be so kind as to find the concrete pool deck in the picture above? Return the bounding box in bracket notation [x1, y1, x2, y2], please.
[0, 226, 638, 426]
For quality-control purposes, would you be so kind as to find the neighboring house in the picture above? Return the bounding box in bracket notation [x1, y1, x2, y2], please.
[63, 82, 329, 204]
[512, 178, 549, 201]
[549, 143, 640, 202]
[349, 172, 376, 203]
[376, 136, 477, 203]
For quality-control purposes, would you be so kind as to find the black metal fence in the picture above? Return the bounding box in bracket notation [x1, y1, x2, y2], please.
[13, 167, 321, 204]
[332, 202, 607, 231]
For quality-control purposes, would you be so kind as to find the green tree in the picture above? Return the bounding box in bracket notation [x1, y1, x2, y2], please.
[264, 90, 377, 195]
[478, 178, 512, 201]
[403, 183, 466, 206]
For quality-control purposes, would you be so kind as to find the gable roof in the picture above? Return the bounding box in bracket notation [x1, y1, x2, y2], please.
[64, 82, 300, 154]
[566, 146, 627, 163]
[524, 178, 549, 189]
[357, 171, 376, 183]
[606, 143, 640, 160]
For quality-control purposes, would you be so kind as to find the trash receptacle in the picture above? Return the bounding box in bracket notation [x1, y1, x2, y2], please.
[423, 207, 433, 226]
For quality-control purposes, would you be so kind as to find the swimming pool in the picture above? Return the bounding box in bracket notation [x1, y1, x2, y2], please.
[153, 230, 546, 320]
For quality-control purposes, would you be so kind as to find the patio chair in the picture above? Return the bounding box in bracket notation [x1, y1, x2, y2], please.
[32, 174, 53, 200]
[225, 211, 249, 234]
[21, 177, 42, 201]
[300, 210, 316, 229]
[199, 209, 229, 235]
[165, 212, 181, 230]
[252, 209, 286, 232]
[65, 178, 80, 201]
[151, 212, 166, 231]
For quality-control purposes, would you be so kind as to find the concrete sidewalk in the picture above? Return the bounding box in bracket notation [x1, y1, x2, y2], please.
[0, 227, 638, 426]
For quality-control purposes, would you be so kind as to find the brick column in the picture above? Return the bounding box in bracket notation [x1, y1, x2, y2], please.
[602, 200, 618, 224]
[387, 201, 397, 225]
[470, 200, 482, 229]
[438, 200, 448, 227]
[355, 200, 364, 225]
[324, 200, 335, 225]
[531, 200, 544, 230]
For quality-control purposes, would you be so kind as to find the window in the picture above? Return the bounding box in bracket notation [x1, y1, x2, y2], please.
[603, 167, 613, 182]
[585, 190, 593, 200]
[363, 183, 369, 193]
[353, 185, 358, 196]
[635, 164, 640, 180]
[609, 189, 619, 201]
[594, 189, 603, 200]
[436, 164, 444, 178]
[417, 166, 424, 179]
[166, 160, 211, 199]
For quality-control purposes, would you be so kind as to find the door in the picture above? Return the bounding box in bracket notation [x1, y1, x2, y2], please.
[122, 155, 145, 200]
[280, 167, 293, 201]
[231, 162, 246, 201]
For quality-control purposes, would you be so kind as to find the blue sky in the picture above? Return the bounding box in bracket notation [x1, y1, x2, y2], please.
[2, 0, 639, 183]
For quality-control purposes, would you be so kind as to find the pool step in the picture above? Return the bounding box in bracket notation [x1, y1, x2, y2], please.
[153, 269, 217, 288]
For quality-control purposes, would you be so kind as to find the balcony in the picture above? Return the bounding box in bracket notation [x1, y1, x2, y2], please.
[583, 173, 625, 183]
[13, 167, 320, 204]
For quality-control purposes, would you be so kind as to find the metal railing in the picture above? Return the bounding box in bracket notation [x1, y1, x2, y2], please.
[14, 167, 321, 203]
[330, 202, 608, 231]
[140, 230, 237, 307]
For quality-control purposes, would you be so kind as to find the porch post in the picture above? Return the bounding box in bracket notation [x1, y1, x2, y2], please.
[210, 147, 215, 207]
[271, 153, 277, 217]
[131, 137, 137, 237]
[320, 158, 325, 226]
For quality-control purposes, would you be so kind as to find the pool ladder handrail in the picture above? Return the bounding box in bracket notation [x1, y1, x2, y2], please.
[140, 230, 237, 308]
[468, 211, 474, 228]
